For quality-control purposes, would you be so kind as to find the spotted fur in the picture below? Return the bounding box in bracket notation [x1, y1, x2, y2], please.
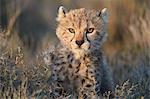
[43, 6, 113, 99]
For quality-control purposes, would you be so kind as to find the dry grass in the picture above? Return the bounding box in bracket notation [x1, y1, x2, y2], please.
[0, 44, 149, 98]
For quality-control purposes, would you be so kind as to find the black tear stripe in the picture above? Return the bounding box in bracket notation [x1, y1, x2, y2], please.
[70, 33, 75, 42]
[86, 33, 90, 43]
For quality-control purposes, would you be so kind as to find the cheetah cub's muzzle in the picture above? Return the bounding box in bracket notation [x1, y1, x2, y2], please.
[56, 6, 108, 59]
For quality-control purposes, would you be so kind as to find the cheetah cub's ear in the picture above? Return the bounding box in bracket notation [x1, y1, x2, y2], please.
[97, 8, 109, 23]
[57, 6, 67, 21]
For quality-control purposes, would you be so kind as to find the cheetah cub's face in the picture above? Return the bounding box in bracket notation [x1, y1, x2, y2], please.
[56, 6, 108, 58]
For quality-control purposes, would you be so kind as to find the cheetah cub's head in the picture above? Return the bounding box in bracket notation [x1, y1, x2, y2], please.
[56, 6, 108, 58]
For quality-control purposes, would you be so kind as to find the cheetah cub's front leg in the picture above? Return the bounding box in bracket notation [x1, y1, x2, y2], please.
[54, 6, 113, 98]
[72, 59, 98, 99]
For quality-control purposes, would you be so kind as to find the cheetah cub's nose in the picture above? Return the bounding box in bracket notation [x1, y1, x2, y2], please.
[75, 40, 84, 47]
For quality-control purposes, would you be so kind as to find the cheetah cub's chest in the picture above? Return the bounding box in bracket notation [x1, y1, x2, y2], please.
[45, 6, 114, 98]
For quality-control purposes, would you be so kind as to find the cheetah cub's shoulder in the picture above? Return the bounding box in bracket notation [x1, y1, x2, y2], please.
[45, 6, 114, 98]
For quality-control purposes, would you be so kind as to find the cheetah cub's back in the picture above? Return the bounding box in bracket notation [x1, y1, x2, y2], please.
[47, 6, 114, 98]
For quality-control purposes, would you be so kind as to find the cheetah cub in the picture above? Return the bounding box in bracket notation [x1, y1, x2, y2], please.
[44, 6, 114, 99]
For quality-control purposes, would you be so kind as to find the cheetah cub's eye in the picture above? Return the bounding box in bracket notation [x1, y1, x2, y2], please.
[68, 28, 75, 33]
[86, 28, 94, 34]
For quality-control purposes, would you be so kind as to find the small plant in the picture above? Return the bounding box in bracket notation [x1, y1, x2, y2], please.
[114, 80, 137, 98]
